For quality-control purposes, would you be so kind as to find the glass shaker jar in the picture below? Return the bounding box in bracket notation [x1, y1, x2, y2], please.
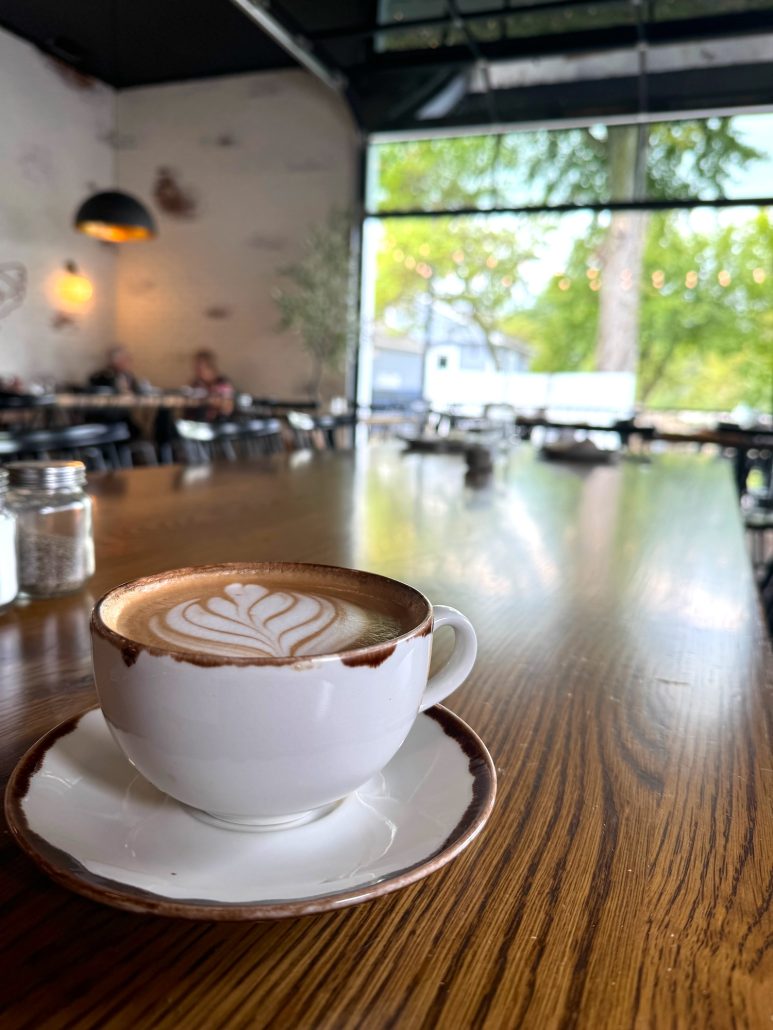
[0, 468, 19, 611]
[7, 460, 95, 598]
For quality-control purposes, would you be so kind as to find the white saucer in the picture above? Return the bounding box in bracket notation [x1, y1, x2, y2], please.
[5, 706, 496, 920]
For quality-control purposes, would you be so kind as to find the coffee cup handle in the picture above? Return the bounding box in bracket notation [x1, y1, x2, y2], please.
[419, 605, 478, 712]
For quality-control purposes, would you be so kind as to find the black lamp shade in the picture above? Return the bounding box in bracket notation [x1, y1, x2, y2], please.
[74, 190, 156, 242]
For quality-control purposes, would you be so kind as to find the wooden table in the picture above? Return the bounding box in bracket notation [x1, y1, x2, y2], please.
[52, 392, 194, 409]
[1, 447, 771, 1028]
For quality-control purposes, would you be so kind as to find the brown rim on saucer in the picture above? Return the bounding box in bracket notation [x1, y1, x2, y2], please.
[4, 705, 496, 921]
[91, 561, 434, 669]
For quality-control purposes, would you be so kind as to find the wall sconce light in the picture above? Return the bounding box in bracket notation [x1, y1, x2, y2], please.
[55, 261, 94, 308]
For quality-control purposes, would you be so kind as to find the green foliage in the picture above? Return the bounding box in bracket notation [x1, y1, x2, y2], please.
[372, 116, 761, 210]
[372, 117, 771, 411]
[275, 210, 353, 398]
[639, 210, 773, 408]
[504, 225, 603, 374]
[646, 118, 760, 200]
[376, 215, 537, 364]
[513, 210, 773, 409]
[375, 137, 503, 212]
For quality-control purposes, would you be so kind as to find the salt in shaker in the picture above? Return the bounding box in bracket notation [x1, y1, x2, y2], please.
[7, 460, 95, 598]
[0, 468, 18, 610]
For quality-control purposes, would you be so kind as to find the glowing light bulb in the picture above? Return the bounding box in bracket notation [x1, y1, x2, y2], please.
[685, 270, 698, 289]
[718, 270, 731, 287]
[652, 270, 665, 289]
[53, 262, 94, 309]
[558, 277, 571, 291]
[753, 267, 766, 284]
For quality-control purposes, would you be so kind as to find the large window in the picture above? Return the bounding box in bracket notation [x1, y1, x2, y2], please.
[361, 114, 773, 417]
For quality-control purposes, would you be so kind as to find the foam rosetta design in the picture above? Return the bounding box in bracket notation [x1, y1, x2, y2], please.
[148, 582, 372, 658]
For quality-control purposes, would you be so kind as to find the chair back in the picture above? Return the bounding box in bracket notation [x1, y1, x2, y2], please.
[175, 419, 217, 443]
[13, 422, 132, 470]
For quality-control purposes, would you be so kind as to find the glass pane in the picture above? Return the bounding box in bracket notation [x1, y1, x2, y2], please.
[653, 0, 773, 20]
[366, 206, 773, 415]
[368, 113, 773, 212]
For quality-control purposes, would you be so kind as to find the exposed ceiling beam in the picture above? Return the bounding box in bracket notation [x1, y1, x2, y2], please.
[472, 33, 773, 92]
[368, 196, 773, 218]
[347, 10, 773, 75]
[365, 45, 773, 138]
[229, 0, 345, 93]
[309, 0, 627, 43]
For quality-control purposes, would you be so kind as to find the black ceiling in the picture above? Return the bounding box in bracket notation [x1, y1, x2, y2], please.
[3, 1, 773, 134]
[0, 0, 295, 87]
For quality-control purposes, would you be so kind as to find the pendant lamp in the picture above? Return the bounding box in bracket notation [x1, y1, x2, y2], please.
[74, 189, 156, 243]
[72, 0, 155, 242]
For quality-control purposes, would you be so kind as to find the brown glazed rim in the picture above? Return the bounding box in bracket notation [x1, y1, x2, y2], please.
[91, 562, 434, 668]
[4, 705, 496, 921]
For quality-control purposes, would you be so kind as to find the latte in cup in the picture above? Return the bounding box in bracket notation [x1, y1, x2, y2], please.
[92, 562, 477, 829]
[110, 567, 417, 660]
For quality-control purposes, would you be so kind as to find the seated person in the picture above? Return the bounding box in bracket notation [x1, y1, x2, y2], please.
[87, 345, 146, 438]
[89, 346, 140, 394]
[188, 349, 235, 421]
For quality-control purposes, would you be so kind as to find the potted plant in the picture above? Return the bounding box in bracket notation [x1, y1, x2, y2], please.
[274, 209, 355, 405]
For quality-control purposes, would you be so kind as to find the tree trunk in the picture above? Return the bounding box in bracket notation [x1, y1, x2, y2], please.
[310, 350, 324, 406]
[595, 125, 649, 374]
[420, 284, 436, 398]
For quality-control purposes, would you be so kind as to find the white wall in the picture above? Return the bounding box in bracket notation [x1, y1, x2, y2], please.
[0, 27, 358, 400]
[0, 27, 116, 386]
[114, 71, 358, 399]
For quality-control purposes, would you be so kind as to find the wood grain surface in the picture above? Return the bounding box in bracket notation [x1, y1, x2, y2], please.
[1, 446, 771, 1029]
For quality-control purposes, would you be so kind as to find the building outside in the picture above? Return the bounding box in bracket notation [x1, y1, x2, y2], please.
[371, 300, 530, 408]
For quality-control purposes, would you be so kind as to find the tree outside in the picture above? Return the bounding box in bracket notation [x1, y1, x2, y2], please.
[376, 215, 538, 368]
[370, 116, 771, 412]
[509, 209, 773, 409]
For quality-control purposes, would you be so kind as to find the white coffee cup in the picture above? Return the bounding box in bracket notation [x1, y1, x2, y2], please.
[91, 562, 477, 829]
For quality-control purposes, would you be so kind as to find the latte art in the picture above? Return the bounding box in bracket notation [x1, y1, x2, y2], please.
[144, 582, 393, 658]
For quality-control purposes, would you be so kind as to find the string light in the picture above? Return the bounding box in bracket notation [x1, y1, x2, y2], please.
[388, 247, 764, 305]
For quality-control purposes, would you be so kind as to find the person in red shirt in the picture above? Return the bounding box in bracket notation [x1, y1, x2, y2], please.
[188, 349, 235, 422]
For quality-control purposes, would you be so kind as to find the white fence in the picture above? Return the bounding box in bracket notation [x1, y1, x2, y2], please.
[423, 354, 636, 423]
